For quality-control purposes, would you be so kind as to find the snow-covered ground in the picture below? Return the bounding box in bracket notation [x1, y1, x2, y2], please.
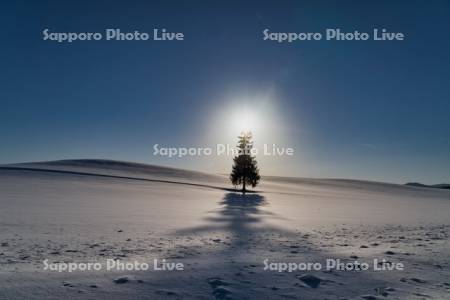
[0, 160, 449, 299]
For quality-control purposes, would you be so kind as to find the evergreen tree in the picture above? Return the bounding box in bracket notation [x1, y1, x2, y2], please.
[230, 132, 261, 194]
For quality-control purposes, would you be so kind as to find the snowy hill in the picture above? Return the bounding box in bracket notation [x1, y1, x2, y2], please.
[0, 160, 449, 299]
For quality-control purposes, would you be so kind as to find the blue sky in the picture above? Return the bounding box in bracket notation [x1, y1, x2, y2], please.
[1, 1, 449, 184]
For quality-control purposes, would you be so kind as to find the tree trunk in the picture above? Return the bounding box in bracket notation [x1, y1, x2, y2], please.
[242, 180, 246, 195]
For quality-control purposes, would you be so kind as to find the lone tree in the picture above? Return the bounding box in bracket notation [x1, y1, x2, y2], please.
[230, 132, 261, 194]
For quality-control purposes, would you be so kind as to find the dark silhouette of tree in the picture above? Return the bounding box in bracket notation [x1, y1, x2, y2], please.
[230, 132, 260, 194]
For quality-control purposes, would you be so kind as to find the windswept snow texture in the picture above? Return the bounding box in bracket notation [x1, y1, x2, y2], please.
[1, 160, 449, 299]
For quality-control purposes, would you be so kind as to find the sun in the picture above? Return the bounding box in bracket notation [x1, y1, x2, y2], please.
[230, 109, 260, 134]
[209, 93, 280, 143]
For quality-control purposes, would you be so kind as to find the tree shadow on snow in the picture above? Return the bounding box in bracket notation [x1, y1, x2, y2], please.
[128, 193, 411, 299]
[174, 192, 293, 250]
